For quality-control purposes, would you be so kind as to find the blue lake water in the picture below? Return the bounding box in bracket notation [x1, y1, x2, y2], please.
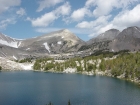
[0, 71, 140, 105]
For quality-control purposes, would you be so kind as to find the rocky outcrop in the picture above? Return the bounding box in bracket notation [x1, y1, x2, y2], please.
[0, 57, 33, 71]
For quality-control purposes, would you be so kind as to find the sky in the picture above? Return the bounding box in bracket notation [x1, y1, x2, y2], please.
[0, 0, 140, 41]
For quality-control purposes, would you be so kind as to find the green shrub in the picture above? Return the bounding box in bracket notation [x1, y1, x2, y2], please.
[44, 63, 54, 71]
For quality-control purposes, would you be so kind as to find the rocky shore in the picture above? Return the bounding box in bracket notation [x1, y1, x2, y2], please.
[0, 56, 140, 86]
[34, 67, 140, 86]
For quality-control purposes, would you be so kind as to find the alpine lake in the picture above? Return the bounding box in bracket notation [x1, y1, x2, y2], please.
[0, 71, 140, 105]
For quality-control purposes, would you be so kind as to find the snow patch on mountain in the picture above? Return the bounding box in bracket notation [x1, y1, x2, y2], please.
[0, 39, 18, 48]
[57, 41, 62, 44]
[0, 51, 6, 57]
[51, 43, 54, 47]
[43, 42, 50, 53]
[134, 27, 140, 33]
[26, 48, 30, 50]
[13, 55, 17, 60]
[112, 49, 114, 52]
[17, 41, 22, 47]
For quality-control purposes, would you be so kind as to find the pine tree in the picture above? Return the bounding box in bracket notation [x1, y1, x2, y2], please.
[46, 102, 53, 105]
[84, 60, 87, 70]
[68, 100, 71, 105]
[0, 66, 2, 70]
[87, 63, 93, 72]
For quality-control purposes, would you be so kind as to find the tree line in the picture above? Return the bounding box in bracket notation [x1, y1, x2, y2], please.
[33, 50, 140, 82]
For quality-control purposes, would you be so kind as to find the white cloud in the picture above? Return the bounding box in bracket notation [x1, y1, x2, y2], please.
[0, 18, 16, 29]
[27, 12, 57, 27]
[93, 0, 118, 17]
[76, 2, 140, 38]
[28, 2, 71, 27]
[76, 21, 93, 29]
[37, 0, 64, 12]
[98, 24, 114, 34]
[85, 0, 96, 8]
[16, 8, 26, 16]
[76, 15, 111, 29]
[68, 28, 93, 35]
[0, 0, 21, 14]
[55, 2, 71, 16]
[73, 0, 140, 25]
[76, 19, 112, 38]
[112, 4, 140, 28]
[85, 0, 139, 17]
[0, 0, 22, 29]
[99, 4, 140, 35]
[115, 0, 139, 8]
[27, 0, 140, 39]
[71, 8, 92, 21]
[93, 4, 140, 33]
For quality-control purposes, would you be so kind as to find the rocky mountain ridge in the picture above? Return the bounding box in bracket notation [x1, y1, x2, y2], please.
[0, 26, 140, 60]
[19, 29, 85, 54]
[0, 33, 21, 48]
[110, 26, 140, 51]
[0, 29, 85, 60]
[87, 29, 120, 44]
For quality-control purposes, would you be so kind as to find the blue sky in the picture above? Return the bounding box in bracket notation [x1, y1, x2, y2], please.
[0, 0, 140, 41]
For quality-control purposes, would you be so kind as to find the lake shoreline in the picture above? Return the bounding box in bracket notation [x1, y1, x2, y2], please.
[33, 69, 140, 87]
[1, 69, 140, 87]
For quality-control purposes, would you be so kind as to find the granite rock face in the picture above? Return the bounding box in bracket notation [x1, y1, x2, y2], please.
[110, 27, 140, 51]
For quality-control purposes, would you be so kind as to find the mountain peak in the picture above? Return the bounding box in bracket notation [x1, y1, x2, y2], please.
[110, 26, 140, 51]
[118, 26, 140, 38]
[106, 29, 120, 32]
[126, 26, 140, 29]
[62, 29, 70, 32]
[58, 29, 72, 34]
[87, 28, 120, 44]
